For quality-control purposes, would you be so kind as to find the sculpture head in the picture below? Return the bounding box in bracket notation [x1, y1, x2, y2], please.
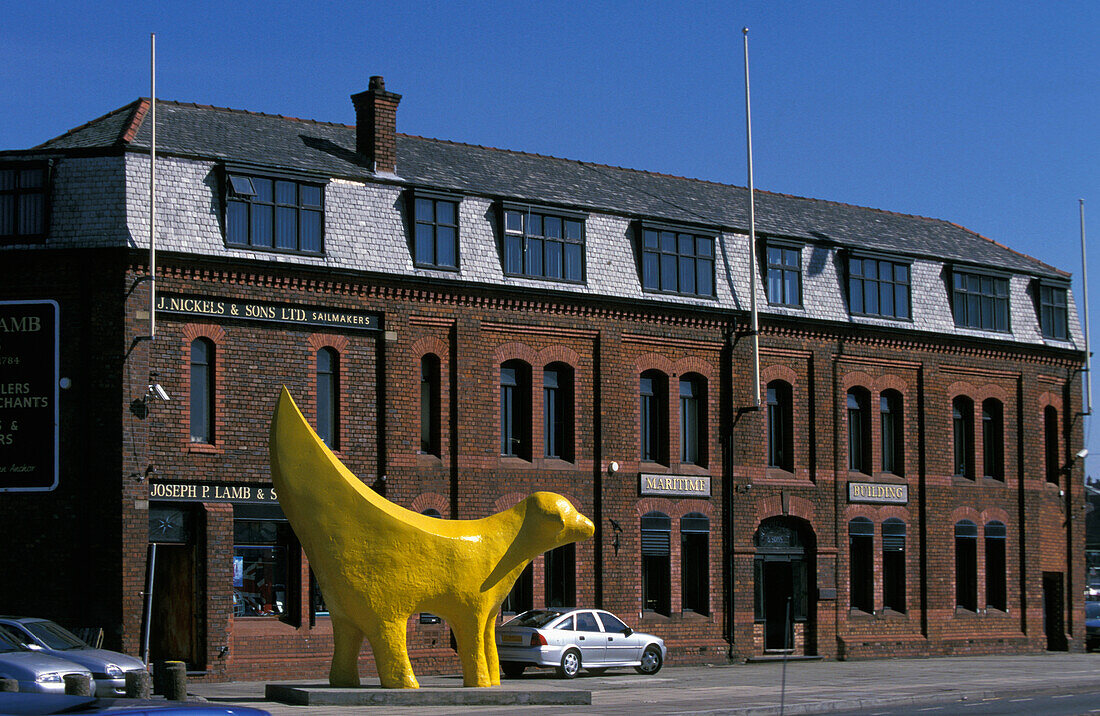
[520, 491, 595, 555]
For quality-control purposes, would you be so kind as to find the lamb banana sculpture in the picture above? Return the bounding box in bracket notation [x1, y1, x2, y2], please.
[269, 387, 595, 688]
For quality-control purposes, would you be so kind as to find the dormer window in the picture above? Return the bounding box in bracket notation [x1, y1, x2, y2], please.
[1038, 283, 1068, 340]
[502, 205, 585, 282]
[952, 269, 1009, 332]
[640, 223, 715, 298]
[0, 162, 48, 243]
[225, 169, 324, 254]
[410, 190, 460, 270]
[848, 255, 911, 319]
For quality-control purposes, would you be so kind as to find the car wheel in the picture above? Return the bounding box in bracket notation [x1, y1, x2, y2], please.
[634, 644, 663, 675]
[501, 661, 526, 678]
[557, 648, 581, 679]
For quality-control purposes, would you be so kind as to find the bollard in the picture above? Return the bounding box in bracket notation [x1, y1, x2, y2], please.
[125, 670, 152, 699]
[163, 661, 187, 701]
[0, 678, 18, 692]
[63, 673, 93, 696]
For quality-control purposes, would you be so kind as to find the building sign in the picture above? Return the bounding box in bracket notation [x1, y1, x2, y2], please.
[156, 293, 380, 332]
[149, 480, 280, 504]
[0, 300, 59, 492]
[639, 474, 711, 498]
[848, 481, 908, 504]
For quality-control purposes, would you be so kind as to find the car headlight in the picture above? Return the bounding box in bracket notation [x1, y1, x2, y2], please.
[105, 664, 123, 678]
[36, 672, 62, 683]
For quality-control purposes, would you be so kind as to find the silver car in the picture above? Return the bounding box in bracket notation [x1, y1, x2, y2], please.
[0, 617, 146, 697]
[0, 627, 96, 694]
[496, 608, 666, 679]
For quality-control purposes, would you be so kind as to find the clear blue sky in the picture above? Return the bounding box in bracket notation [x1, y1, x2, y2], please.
[3, 1, 1099, 474]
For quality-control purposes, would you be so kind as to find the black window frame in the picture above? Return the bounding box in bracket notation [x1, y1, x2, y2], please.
[500, 360, 532, 460]
[848, 517, 874, 613]
[767, 380, 793, 471]
[0, 160, 50, 243]
[640, 370, 669, 465]
[545, 543, 576, 608]
[223, 165, 326, 255]
[641, 511, 672, 615]
[882, 518, 906, 613]
[680, 513, 710, 615]
[1044, 405, 1060, 485]
[954, 520, 979, 611]
[981, 398, 1003, 481]
[679, 374, 706, 467]
[952, 268, 1010, 332]
[189, 338, 214, 444]
[501, 203, 586, 283]
[316, 347, 339, 450]
[847, 254, 912, 320]
[985, 521, 1007, 611]
[847, 388, 871, 474]
[1037, 282, 1069, 340]
[880, 390, 904, 476]
[420, 354, 442, 456]
[765, 241, 802, 307]
[543, 363, 575, 461]
[952, 396, 975, 479]
[639, 222, 717, 299]
[409, 189, 460, 270]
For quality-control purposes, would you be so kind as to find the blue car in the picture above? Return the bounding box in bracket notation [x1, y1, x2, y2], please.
[0, 693, 270, 715]
[1086, 601, 1100, 652]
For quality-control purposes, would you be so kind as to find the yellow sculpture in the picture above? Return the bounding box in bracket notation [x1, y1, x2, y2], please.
[269, 388, 595, 688]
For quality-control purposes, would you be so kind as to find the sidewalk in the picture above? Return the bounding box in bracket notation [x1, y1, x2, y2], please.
[189, 652, 1100, 715]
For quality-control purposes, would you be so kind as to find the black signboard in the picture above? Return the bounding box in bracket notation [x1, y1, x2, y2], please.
[155, 294, 380, 332]
[0, 300, 59, 492]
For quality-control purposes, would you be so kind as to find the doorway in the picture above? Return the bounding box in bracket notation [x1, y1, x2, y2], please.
[1042, 572, 1067, 651]
[754, 518, 814, 654]
[147, 505, 202, 668]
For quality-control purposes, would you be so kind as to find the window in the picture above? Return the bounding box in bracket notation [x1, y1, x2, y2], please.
[679, 374, 706, 466]
[1038, 284, 1069, 340]
[849, 257, 911, 319]
[0, 162, 47, 241]
[955, 520, 978, 611]
[847, 388, 871, 473]
[766, 244, 801, 306]
[880, 390, 903, 475]
[641, 226, 715, 297]
[500, 360, 531, 459]
[420, 355, 441, 456]
[545, 543, 575, 608]
[544, 364, 574, 461]
[767, 381, 793, 470]
[225, 172, 323, 253]
[952, 270, 1009, 331]
[953, 396, 974, 478]
[981, 399, 1003, 480]
[641, 512, 671, 615]
[640, 371, 669, 465]
[849, 518, 874, 613]
[1044, 406, 1060, 484]
[882, 518, 906, 613]
[233, 515, 295, 618]
[189, 338, 214, 444]
[316, 348, 338, 449]
[309, 569, 328, 619]
[412, 194, 458, 269]
[985, 521, 1007, 611]
[681, 513, 710, 615]
[503, 207, 584, 281]
[501, 562, 533, 614]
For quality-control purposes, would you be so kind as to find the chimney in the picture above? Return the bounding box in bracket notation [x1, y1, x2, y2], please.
[351, 76, 402, 174]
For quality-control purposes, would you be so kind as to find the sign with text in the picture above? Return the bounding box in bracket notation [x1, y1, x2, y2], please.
[149, 480, 280, 503]
[639, 474, 711, 498]
[156, 294, 380, 332]
[0, 300, 59, 492]
[848, 481, 908, 504]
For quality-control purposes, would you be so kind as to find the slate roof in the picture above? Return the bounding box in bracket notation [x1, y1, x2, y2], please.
[30, 98, 1067, 279]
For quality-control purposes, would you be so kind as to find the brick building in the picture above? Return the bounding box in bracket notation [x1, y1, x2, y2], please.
[0, 76, 1088, 681]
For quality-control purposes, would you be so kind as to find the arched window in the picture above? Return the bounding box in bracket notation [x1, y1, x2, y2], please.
[641, 512, 671, 615]
[882, 518, 906, 613]
[640, 370, 668, 465]
[544, 363, 574, 461]
[1044, 406, 1060, 484]
[500, 360, 531, 459]
[880, 390, 903, 475]
[985, 521, 1007, 611]
[981, 399, 1003, 480]
[316, 347, 339, 448]
[501, 562, 533, 615]
[955, 520, 978, 611]
[189, 338, 214, 444]
[421, 508, 442, 518]
[847, 388, 871, 474]
[953, 396, 975, 478]
[848, 517, 874, 613]
[545, 543, 576, 608]
[767, 380, 793, 471]
[681, 513, 710, 615]
[680, 374, 706, 466]
[420, 354, 441, 456]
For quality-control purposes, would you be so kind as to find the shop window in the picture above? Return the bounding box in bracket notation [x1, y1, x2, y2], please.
[544, 363, 574, 461]
[502, 206, 584, 282]
[225, 171, 324, 253]
[985, 521, 1007, 611]
[847, 388, 871, 474]
[501, 562, 533, 615]
[641, 512, 671, 615]
[640, 225, 715, 297]
[309, 569, 328, 620]
[412, 192, 459, 269]
[848, 517, 874, 613]
[954, 520, 978, 611]
[680, 513, 710, 615]
[679, 374, 706, 466]
[849, 256, 911, 319]
[420, 355, 441, 456]
[640, 370, 669, 465]
[952, 396, 974, 478]
[0, 162, 48, 242]
[316, 347, 339, 449]
[882, 518, 906, 613]
[766, 243, 801, 307]
[189, 338, 214, 444]
[767, 380, 793, 471]
[545, 543, 575, 608]
[1038, 283, 1069, 340]
[880, 390, 903, 475]
[233, 514, 297, 620]
[1044, 406, 1060, 485]
[981, 399, 1003, 480]
[500, 360, 531, 459]
[952, 269, 1009, 332]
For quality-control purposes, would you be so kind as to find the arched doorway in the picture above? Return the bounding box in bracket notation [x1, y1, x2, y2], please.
[754, 517, 816, 653]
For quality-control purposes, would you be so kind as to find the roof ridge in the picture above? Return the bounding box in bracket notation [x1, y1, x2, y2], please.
[149, 98, 353, 130]
[35, 99, 145, 149]
[119, 99, 150, 145]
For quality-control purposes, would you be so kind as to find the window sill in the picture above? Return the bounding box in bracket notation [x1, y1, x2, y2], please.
[639, 461, 671, 473]
[951, 475, 977, 486]
[673, 464, 710, 476]
[417, 452, 444, 468]
[980, 476, 1007, 487]
[187, 442, 224, 455]
[638, 611, 671, 624]
[533, 457, 583, 471]
[872, 473, 907, 483]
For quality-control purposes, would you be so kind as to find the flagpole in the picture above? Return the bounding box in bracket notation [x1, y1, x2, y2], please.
[1081, 199, 1092, 416]
[743, 27, 761, 409]
[149, 33, 157, 341]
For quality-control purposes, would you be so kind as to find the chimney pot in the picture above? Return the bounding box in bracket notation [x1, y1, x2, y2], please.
[351, 77, 402, 174]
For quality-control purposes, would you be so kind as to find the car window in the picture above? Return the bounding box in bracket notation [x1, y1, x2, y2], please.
[553, 615, 575, 631]
[1086, 602, 1100, 618]
[24, 621, 90, 650]
[597, 612, 629, 633]
[0, 628, 24, 653]
[576, 612, 602, 632]
[504, 610, 564, 628]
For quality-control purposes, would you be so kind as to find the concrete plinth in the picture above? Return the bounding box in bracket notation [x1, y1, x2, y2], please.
[265, 683, 591, 707]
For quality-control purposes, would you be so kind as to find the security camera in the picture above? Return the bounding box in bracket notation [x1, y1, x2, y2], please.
[608, 461, 620, 474]
[149, 383, 170, 401]
[1076, 448, 1089, 459]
